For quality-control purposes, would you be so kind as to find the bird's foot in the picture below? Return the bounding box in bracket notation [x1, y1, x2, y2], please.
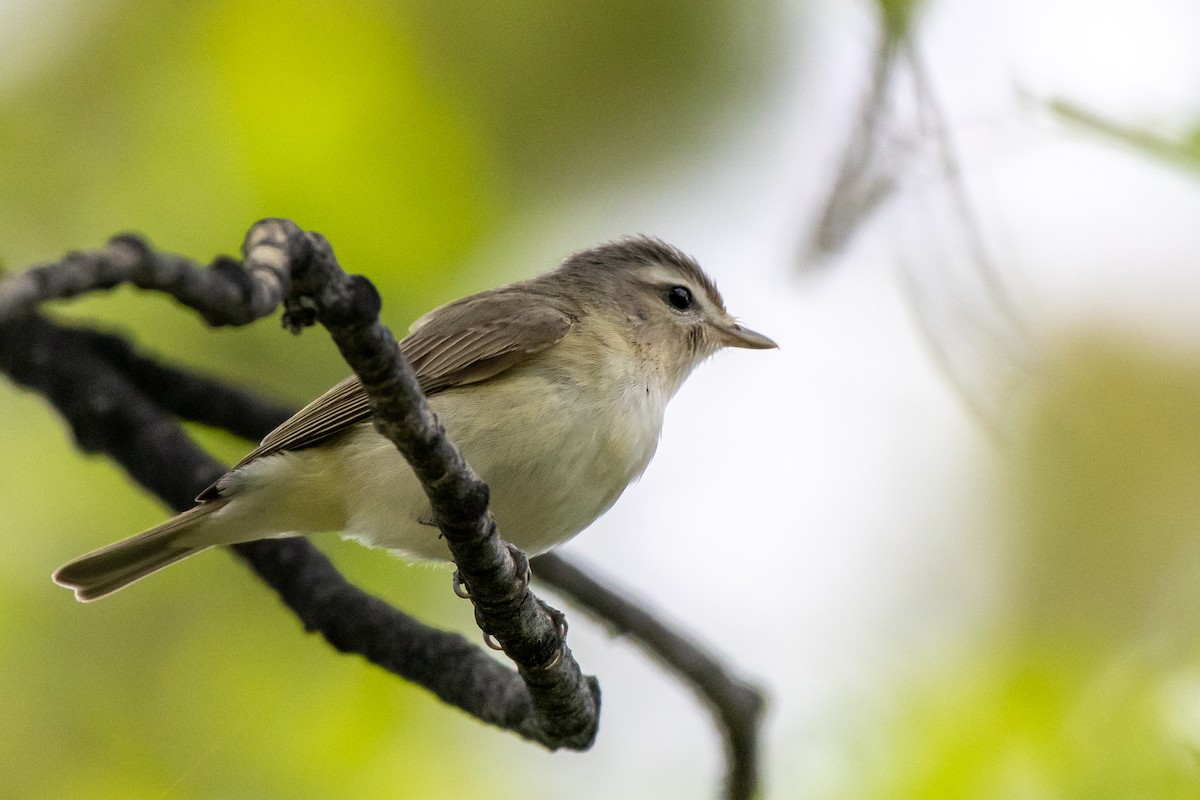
[451, 545, 532, 602]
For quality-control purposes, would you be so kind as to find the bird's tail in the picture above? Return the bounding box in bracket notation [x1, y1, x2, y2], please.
[52, 501, 226, 602]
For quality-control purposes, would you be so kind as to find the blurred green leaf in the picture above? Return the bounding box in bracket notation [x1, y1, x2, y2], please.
[201, 0, 502, 285]
[819, 331, 1200, 799]
[822, 649, 1200, 799]
[395, 0, 776, 194]
[874, 0, 924, 40]
[1008, 333, 1200, 646]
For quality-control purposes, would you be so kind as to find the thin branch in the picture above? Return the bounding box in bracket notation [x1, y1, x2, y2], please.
[1045, 96, 1200, 175]
[246, 218, 599, 747]
[54, 322, 296, 440]
[800, 34, 904, 265]
[0, 234, 287, 326]
[531, 552, 766, 800]
[0, 235, 288, 326]
[904, 40, 1023, 323]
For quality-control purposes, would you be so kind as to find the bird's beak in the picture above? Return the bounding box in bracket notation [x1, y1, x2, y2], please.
[713, 319, 778, 350]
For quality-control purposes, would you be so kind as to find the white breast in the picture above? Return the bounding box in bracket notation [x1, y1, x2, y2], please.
[438, 369, 667, 554]
[311, 363, 669, 561]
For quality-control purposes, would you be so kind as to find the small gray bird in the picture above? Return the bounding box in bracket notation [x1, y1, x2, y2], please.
[54, 237, 776, 601]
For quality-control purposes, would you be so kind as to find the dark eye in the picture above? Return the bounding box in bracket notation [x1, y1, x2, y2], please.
[666, 286, 693, 311]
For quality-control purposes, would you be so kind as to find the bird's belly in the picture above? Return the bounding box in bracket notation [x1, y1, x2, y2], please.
[481, 420, 636, 555]
[333, 374, 662, 560]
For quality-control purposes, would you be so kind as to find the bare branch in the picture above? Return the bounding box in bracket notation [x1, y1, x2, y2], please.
[0, 218, 600, 749]
[532, 553, 766, 800]
[243, 218, 599, 747]
[800, 34, 905, 265]
[58, 322, 296, 440]
[0, 234, 286, 326]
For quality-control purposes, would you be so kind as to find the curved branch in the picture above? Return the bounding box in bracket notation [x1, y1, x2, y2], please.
[56, 322, 296, 439]
[245, 218, 599, 747]
[531, 553, 766, 800]
[0, 234, 287, 326]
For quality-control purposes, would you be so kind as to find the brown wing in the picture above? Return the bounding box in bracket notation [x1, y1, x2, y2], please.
[207, 292, 574, 490]
[402, 293, 574, 394]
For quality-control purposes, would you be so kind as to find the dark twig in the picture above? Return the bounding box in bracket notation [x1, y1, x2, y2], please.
[800, 34, 904, 265]
[54, 322, 296, 440]
[244, 218, 599, 747]
[0, 313, 233, 509]
[532, 553, 766, 800]
[0, 234, 287, 326]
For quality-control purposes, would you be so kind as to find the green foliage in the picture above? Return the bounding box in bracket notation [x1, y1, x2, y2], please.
[826, 648, 1200, 799]
[1012, 334, 1200, 646]
[817, 332, 1200, 799]
[874, 0, 924, 40]
[394, 0, 773, 193]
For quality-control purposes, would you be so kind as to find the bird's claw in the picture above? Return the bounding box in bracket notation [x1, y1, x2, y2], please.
[452, 569, 471, 599]
[452, 545, 530, 603]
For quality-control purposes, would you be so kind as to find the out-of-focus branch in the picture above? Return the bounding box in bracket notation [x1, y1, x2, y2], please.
[800, 34, 904, 264]
[1046, 97, 1200, 174]
[532, 552, 766, 800]
[799, 19, 1035, 440]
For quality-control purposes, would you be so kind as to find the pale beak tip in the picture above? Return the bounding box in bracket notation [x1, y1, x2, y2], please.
[726, 323, 778, 350]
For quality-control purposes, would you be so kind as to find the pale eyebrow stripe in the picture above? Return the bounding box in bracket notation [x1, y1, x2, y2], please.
[641, 265, 721, 313]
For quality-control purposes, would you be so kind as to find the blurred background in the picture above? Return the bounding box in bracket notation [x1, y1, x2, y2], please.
[3, 0, 1200, 797]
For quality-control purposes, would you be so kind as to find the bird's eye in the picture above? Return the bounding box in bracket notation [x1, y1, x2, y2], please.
[666, 286, 693, 311]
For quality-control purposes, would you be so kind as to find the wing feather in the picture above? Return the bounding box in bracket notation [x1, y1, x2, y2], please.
[204, 291, 574, 492]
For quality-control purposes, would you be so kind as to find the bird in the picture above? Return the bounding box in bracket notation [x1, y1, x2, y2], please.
[53, 236, 776, 601]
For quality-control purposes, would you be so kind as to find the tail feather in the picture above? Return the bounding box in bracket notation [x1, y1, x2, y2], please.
[53, 501, 225, 602]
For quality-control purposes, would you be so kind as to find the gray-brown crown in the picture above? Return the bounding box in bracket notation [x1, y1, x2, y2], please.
[556, 235, 725, 312]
